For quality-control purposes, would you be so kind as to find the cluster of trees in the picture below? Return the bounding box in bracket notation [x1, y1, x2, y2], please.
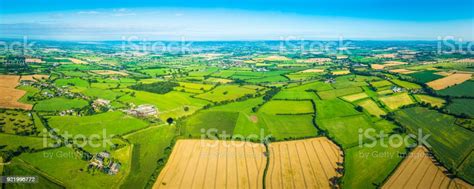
[129, 81, 179, 94]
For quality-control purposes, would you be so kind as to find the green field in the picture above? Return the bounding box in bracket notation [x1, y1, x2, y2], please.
[17, 85, 40, 104]
[0, 110, 35, 135]
[18, 146, 130, 189]
[315, 99, 359, 119]
[407, 70, 444, 83]
[446, 98, 474, 118]
[393, 107, 474, 183]
[47, 111, 149, 137]
[390, 79, 422, 89]
[261, 113, 317, 140]
[34, 97, 89, 112]
[317, 114, 393, 148]
[259, 100, 314, 115]
[437, 80, 474, 97]
[317, 87, 363, 100]
[0, 133, 53, 151]
[194, 85, 259, 102]
[286, 81, 334, 92]
[184, 111, 240, 137]
[3, 162, 64, 189]
[273, 90, 318, 100]
[118, 90, 209, 119]
[54, 78, 89, 88]
[343, 136, 410, 189]
[122, 125, 175, 189]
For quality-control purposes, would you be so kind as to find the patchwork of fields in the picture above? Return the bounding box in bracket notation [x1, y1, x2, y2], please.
[1, 47, 474, 189]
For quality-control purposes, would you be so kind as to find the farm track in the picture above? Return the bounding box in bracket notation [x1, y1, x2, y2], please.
[382, 146, 473, 189]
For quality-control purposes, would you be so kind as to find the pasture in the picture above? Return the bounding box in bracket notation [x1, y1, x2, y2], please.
[34, 97, 89, 112]
[266, 137, 342, 189]
[344, 137, 409, 189]
[195, 85, 259, 102]
[47, 111, 149, 137]
[273, 90, 318, 100]
[0, 110, 35, 135]
[18, 146, 130, 189]
[153, 139, 266, 189]
[122, 125, 176, 189]
[259, 100, 314, 115]
[317, 87, 363, 100]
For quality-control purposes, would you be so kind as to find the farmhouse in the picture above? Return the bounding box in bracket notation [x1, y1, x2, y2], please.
[125, 104, 157, 117]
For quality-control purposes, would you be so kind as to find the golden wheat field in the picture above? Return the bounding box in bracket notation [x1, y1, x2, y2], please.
[154, 139, 266, 189]
[266, 137, 343, 189]
[383, 146, 472, 189]
[426, 73, 472, 90]
[0, 75, 32, 110]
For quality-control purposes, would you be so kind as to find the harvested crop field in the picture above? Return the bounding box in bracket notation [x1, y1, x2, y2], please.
[300, 69, 324, 73]
[266, 137, 343, 189]
[427, 73, 472, 90]
[154, 139, 266, 189]
[389, 69, 417, 74]
[332, 70, 350, 75]
[382, 146, 472, 189]
[91, 70, 129, 76]
[0, 75, 32, 110]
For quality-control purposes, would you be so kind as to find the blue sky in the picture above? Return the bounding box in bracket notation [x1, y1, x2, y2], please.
[0, 0, 473, 40]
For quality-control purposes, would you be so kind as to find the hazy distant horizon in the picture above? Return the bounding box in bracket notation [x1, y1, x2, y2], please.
[1, 0, 473, 41]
